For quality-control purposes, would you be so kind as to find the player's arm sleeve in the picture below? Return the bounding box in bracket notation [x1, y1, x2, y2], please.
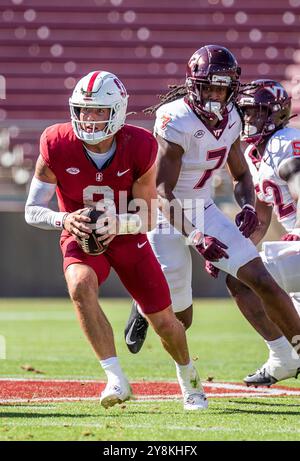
[278, 156, 300, 186]
[275, 138, 300, 175]
[232, 115, 242, 143]
[279, 155, 300, 229]
[154, 111, 189, 152]
[133, 135, 158, 180]
[39, 128, 53, 169]
[25, 176, 68, 230]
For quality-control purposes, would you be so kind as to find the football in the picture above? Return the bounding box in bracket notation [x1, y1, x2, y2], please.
[78, 208, 107, 256]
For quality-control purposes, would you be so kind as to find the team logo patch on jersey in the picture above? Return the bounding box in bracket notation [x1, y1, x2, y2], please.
[194, 130, 205, 139]
[66, 167, 80, 175]
[213, 128, 223, 138]
[292, 140, 300, 156]
[96, 172, 103, 182]
[160, 114, 172, 130]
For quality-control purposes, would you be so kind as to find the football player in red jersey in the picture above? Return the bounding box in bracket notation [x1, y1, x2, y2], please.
[25, 70, 208, 410]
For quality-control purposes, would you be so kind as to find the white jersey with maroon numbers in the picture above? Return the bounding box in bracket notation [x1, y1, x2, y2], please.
[149, 97, 259, 311]
[154, 97, 241, 207]
[245, 127, 300, 232]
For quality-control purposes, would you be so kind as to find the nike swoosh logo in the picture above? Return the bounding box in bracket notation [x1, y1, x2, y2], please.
[229, 121, 236, 129]
[137, 242, 147, 249]
[117, 169, 130, 177]
[125, 320, 137, 345]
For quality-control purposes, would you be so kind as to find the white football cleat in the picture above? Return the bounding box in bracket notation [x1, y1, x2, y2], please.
[184, 391, 208, 410]
[177, 365, 208, 410]
[100, 381, 133, 409]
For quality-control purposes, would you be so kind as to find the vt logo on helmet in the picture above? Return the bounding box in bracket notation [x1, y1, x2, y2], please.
[69, 70, 129, 145]
[238, 79, 292, 145]
[185, 45, 241, 121]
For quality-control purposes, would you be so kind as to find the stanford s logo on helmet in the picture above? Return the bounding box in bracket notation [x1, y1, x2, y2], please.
[186, 45, 241, 121]
[238, 79, 291, 145]
[69, 71, 129, 145]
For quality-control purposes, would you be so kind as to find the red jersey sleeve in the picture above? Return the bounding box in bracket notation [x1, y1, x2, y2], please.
[132, 129, 158, 181]
[39, 126, 55, 171]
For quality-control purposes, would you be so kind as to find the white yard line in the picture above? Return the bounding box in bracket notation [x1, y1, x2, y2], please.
[1, 392, 300, 404]
[1, 420, 300, 435]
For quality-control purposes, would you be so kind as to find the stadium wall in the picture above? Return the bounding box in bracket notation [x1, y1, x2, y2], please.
[0, 212, 228, 298]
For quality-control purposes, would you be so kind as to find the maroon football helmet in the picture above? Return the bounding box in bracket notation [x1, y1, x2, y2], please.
[186, 45, 241, 121]
[238, 79, 291, 145]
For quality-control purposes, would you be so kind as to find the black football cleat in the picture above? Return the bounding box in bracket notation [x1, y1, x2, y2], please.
[124, 300, 149, 354]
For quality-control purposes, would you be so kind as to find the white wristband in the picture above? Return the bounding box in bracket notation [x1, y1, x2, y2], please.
[243, 204, 256, 212]
[187, 228, 204, 246]
[118, 213, 142, 235]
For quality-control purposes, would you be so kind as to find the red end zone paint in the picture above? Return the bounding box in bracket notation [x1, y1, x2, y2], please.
[0, 379, 300, 403]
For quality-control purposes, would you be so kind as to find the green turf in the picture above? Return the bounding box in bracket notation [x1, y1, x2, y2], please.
[1, 399, 300, 442]
[0, 298, 300, 441]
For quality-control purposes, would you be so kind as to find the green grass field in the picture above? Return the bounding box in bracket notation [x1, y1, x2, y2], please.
[0, 298, 300, 441]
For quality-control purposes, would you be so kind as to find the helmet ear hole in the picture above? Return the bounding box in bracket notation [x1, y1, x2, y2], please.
[74, 106, 81, 119]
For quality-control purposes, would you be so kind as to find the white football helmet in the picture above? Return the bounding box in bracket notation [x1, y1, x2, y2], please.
[69, 70, 129, 145]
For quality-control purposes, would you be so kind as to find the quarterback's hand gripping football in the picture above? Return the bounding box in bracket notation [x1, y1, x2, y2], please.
[63, 208, 92, 240]
[96, 207, 118, 246]
[235, 204, 259, 238]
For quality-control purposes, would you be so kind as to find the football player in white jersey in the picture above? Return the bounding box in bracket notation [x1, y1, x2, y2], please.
[223, 80, 300, 386]
[125, 46, 300, 367]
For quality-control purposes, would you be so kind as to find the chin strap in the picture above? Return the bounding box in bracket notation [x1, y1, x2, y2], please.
[288, 114, 298, 122]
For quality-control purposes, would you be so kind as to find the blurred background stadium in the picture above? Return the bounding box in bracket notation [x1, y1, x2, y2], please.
[0, 0, 300, 297]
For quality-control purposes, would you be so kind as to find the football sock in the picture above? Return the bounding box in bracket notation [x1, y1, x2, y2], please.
[100, 357, 127, 386]
[265, 336, 299, 364]
[175, 360, 202, 394]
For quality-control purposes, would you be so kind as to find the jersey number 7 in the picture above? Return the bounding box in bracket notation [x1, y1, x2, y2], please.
[194, 147, 227, 189]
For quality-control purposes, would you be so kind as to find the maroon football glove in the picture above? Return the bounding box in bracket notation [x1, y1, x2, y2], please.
[205, 261, 220, 279]
[281, 233, 300, 241]
[235, 204, 259, 238]
[195, 235, 229, 262]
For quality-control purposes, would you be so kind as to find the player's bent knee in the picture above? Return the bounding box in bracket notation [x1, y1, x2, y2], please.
[155, 320, 181, 339]
[148, 307, 181, 337]
[68, 279, 96, 304]
[226, 274, 250, 298]
[66, 265, 98, 303]
[247, 269, 279, 295]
